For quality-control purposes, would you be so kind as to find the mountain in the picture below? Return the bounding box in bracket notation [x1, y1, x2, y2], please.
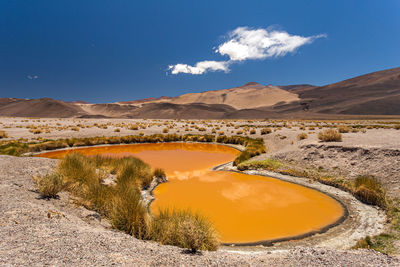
[0, 98, 85, 118]
[273, 67, 400, 115]
[121, 82, 299, 109]
[0, 67, 399, 118]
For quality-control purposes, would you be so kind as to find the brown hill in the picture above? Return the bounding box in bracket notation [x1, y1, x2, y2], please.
[127, 82, 299, 109]
[0, 67, 399, 118]
[126, 102, 237, 119]
[0, 98, 21, 105]
[274, 67, 400, 115]
[0, 98, 85, 118]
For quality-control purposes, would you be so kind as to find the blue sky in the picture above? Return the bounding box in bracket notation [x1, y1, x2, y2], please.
[0, 0, 399, 103]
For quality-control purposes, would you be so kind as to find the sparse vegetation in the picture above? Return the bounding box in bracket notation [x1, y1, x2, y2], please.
[215, 136, 265, 166]
[337, 126, 350, 133]
[353, 197, 400, 254]
[46, 153, 220, 251]
[260, 128, 271, 135]
[110, 186, 151, 239]
[0, 130, 8, 139]
[151, 208, 219, 252]
[318, 129, 342, 142]
[297, 132, 308, 140]
[353, 175, 387, 208]
[32, 173, 64, 199]
[30, 129, 43, 134]
[237, 158, 282, 171]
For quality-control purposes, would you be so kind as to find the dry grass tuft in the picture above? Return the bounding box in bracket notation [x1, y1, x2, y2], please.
[260, 128, 271, 135]
[110, 186, 151, 239]
[297, 132, 308, 140]
[32, 173, 64, 199]
[353, 175, 386, 208]
[153, 168, 166, 179]
[337, 125, 350, 133]
[318, 129, 342, 142]
[237, 158, 282, 171]
[0, 130, 8, 139]
[151, 208, 219, 252]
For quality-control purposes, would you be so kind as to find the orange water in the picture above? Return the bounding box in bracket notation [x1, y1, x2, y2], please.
[38, 143, 344, 244]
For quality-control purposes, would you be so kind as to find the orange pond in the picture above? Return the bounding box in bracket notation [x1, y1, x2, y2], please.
[38, 143, 344, 244]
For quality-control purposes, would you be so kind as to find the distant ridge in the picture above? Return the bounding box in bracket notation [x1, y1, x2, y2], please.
[238, 82, 266, 89]
[0, 67, 399, 118]
[273, 67, 400, 115]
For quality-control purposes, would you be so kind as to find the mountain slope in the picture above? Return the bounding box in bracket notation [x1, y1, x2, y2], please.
[273, 67, 400, 115]
[124, 82, 299, 109]
[0, 67, 399, 118]
[0, 98, 85, 118]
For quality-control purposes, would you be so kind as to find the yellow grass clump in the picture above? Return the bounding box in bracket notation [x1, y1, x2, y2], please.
[32, 173, 64, 199]
[260, 128, 271, 135]
[297, 132, 308, 140]
[353, 175, 386, 208]
[318, 129, 342, 142]
[0, 130, 8, 139]
[151, 209, 219, 252]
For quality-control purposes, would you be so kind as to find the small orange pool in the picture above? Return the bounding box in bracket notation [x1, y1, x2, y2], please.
[38, 142, 344, 244]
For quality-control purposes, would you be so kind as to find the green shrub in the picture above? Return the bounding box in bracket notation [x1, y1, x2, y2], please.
[318, 129, 342, 142]
[32, 173, 64, 199]
[151, 209, 219, 252]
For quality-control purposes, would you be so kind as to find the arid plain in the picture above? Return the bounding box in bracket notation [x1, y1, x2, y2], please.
[1, 116, 400, 266]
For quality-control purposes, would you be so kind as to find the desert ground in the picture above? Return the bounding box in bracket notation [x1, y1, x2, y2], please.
[1, 117, 400, 266]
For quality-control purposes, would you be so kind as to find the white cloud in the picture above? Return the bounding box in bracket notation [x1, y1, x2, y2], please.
[27, 75, 39, 80]
[169, 26, 326, 75]
[168, 60, 229, 75]
[216, 27, 326, 61]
